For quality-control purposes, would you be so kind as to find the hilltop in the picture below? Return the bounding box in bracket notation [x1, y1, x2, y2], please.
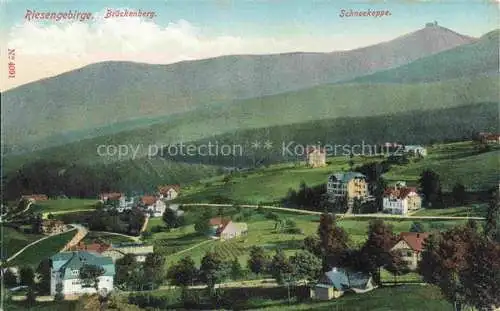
[1, 24, 477, 151]
[350, 28, 499, 84]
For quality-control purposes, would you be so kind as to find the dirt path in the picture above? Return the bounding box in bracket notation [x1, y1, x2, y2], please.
[181, 203, 485, 220]
[6, 224, 81, 262]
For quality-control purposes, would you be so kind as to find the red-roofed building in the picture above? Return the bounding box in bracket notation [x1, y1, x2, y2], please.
[21, 194, 48, 202]
[208, 217, 247, 241]
[391, 232, 430, 270]
[140, 195, 166, 217]
[382, 184, 421, 215]
[68, 241, 111, 254]
[478, 132, 500, 144]
[99, 192, 123, 201]
[306, 146, 326, 168]
[158, 185, 180, 200]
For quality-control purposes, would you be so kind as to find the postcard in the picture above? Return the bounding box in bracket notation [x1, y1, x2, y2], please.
[1, 1, 499, 310]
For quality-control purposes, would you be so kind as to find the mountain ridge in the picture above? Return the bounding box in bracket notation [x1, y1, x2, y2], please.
[1, 24, 480, 149]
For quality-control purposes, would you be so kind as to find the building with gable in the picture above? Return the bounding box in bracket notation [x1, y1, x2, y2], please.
[391, 232, 430, 270]
[382, 183, 421, 215]
[311, 267, 376, 300]
[327, 172, 369, 206]
[50, 251, 115, 296]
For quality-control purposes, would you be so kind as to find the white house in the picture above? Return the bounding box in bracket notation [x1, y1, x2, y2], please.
[141, 196, 166, 217]
[158, 185, 180, 200]
[99, 193, 135, 212]
[50, 251, 115, 296]
[383, 185, 422, 215]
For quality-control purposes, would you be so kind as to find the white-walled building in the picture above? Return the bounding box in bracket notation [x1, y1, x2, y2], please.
[383, 185, 422, 215]
[141, 196, 166, 217]
[50, 251, 115, 296]
[158, 185, 180, 200]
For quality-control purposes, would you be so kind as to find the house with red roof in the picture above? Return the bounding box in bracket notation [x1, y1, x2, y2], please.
[158, 185, 180, 200]
[140, 195, 166, 217]
[382, 183, 421, 215]
[208, 217, 248, 241]
[391, 232, 430, 270]
[305, 146, 326, 168]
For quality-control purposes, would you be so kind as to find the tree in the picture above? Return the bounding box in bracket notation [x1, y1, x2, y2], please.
[290, 250, 322, 284]
[167, 256, 198, 287]
[115, 254, 138, 290]
[360, 220, 398, 284]
[409, 221, 425, 233]
[194, 219, 210, 235]
[36, 258, 52, 294]
[79, 264, 105, 291]
[484, 188, 500, 242]
[419, 225, 481, 311]
[162, 208, 182, 229]
[418, 169, 442, 207]
[302, 235, 321, 257]
[19, 266, 35, 287]
[452, 183, 467, 205]
[385, 250, 409, 284]
[317, 213, 349, 270]
[229, 258, 244, 280]
[247, 246, 269, 275]
[460, 237, 500, 310]
[3, 269, 18, 288]
[54, 283, 64, 301]
[270, 249, 293, 285]
[143, 252, 166, 289]
[25, 287, 37, 307]
[199, 252, 229, 295]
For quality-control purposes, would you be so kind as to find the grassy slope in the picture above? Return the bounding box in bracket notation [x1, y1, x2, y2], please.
[176, 141, 499, 204]
[34, 198, 99, 213]
[2, 26, 477, 149]
[248, 285, 451, 311]
[383, 141, 499, 191]
[156, 207, 468, 267]
[8, 229, 77, 267]
[3, 75, 498, 172]
[82, 231, 136, 244]
[1, 227, 44, 259]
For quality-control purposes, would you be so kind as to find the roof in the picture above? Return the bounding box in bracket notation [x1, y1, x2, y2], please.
[69, 242, 111, 254]
[306, 146, 326, 154]
[328, 172, 366, 183]
[319, 267, 372, 291]
[42, 219, 65, 226]
[51, 251, 115, 280]
[209, 217, 231, 227]
[141, 195, 158, 206]
[383, 187, 418, 199]
[21, 194, 48, 201]
[100, 192, 123, 200]
[398, 232, 430, 252]
[158, 185, 180, 194]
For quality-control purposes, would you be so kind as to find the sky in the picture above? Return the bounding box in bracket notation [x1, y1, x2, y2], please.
[0, 0, 498, 90]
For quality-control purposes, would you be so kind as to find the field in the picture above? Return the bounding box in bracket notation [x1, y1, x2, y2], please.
[82, 231, 137, 244]
[383, 141, 499, 192]
[1, 227, 44, 259]
[175, 141, 499, 205]
[33, 198, 99, 215]
[177, 157, 380, 205]
[8, 229, 77, 267]
[155, 206, 470, 267]
[246, 285, 451, 311]
[413, 204, 488, 217]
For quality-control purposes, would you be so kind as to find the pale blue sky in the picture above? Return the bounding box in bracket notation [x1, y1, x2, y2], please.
[1, 0, 498, 38]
